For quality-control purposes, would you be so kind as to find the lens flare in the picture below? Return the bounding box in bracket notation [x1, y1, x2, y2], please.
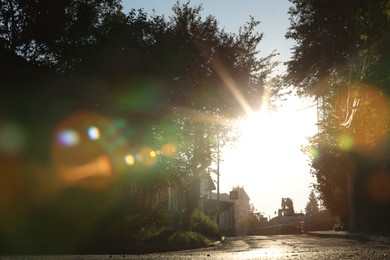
[338, 134, 354, 151]
[0, 122, 25, 155]
[305, 146, 319, 160]
[139, 147, 157, 167]
[59, 155, 113, 190]
[161, 143, 177, 156]
[57, 129, 80, 147]
[124, 154, 135, 166]
[88, 126, 100, 140]
[53, 112, 113, 180]
[336, 84, 390, 151]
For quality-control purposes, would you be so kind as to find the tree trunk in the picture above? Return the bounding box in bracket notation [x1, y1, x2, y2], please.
[181, 123, 210, 230]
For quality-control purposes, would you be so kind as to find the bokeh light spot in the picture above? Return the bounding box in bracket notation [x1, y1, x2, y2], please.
[150, 150, 156, 158]
[338, 134, 354, 151]
[88, 126, 100, 140]
[162, 143, 177, 156]
[336, 84, 390, 151]
[139, 147, 157, 167]
[308, 146, 319, 159]
[125, 154, 135, 166]
[0, 122, 25, 155]
[57, 129, 80, 147]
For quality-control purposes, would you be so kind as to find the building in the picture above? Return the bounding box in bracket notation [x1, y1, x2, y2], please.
[167, 176, 254, 236]
[204, 186, 253, 236]
[205, 192, 235, 235]
[229, 186, 252, 235]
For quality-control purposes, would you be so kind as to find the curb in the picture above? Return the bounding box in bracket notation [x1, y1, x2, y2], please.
[208, 236, 225, 247]
[307, 231, 390, 244]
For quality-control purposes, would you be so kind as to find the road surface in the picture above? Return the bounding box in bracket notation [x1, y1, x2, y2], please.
[3, 234, 390, 259]
[148, 234, 390, 259]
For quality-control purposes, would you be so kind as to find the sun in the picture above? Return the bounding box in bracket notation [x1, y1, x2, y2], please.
[234, 107, 313, 177]
[219, 101, 317, 217]
[234, 109, 286, 170]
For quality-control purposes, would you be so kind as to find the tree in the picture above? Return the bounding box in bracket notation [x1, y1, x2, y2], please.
[286, 0, 390, 229]
[145, 2, 278, 229]
[1, 1, 279, 240]
[285, 0, 390, 96]
[0, 0, 123, 71]
[305, 190, 319, 216]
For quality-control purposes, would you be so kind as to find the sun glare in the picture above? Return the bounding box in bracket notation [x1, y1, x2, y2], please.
[221, 101, 317, 217]
[236, 104, 315, 170]
[235, 109, 283, 168]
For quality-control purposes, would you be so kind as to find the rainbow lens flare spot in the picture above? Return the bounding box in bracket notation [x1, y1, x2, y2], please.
[88, 126, 100, 140]
[57, 129, 80, 147]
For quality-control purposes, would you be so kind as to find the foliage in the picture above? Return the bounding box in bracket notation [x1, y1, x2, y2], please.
[189, 208, 221, 240]
[143, 2, 278, 228]
[0, 0, 280, 249]
[121, 186, 172, 243]
[168, 230, 211, 246]
[287, 0, 390, 229]
[285, 0, 390, 97]
[305, 190, 319, 216]
[0, 0, 123, 71]
[306, 210, 334, 231]
[144, 229, 212, 252]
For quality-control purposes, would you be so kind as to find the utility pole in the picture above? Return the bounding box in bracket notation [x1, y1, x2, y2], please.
[347, 169, 355, 231]
[216, 136, 220, 228]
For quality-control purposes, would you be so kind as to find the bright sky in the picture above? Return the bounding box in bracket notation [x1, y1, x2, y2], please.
[122, 0, 318, 219]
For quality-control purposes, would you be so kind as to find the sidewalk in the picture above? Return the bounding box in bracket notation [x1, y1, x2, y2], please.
[307, 230, 390, 244]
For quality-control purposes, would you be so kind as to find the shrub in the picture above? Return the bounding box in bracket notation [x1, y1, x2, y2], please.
[122, 206, 172, 243]
[168, 230, 211, 246]
[189, 209, 221, 240]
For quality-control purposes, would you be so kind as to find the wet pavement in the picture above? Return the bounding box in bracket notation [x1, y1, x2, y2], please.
[3, 233, 390, 259]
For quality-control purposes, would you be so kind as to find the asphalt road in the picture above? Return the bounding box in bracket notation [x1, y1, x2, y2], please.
[3, 234, 390, 259]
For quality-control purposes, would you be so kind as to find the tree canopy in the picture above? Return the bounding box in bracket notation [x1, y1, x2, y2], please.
[0, 0, 279, 245]
[285, 0, 390, 97]
[286, 0, 390, 229]
[305, 190, 319, 216]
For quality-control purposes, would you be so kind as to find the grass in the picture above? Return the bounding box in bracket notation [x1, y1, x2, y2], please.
[168, 230, 212, 246]
[136, 229, 215, 253]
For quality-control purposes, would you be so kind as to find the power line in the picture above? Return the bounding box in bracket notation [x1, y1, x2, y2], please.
[293, 103, 317, 112]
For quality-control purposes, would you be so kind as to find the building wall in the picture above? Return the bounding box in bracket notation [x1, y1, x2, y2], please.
[231, 187, 251, 235]
[210, 187, 252, 235]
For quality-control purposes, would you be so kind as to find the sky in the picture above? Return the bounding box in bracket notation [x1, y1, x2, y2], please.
[122, 0, 318, 219]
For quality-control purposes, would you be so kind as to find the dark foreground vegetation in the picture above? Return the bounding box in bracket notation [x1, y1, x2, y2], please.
[0, 0, 272, 254]
[0, 202, 220, 254]
[1, 0, 390, 255]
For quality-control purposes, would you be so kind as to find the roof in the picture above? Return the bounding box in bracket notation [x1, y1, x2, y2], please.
[202, 175, 216, 191]
[209, 192, 231, 201]
[232, 186, 250, 200]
